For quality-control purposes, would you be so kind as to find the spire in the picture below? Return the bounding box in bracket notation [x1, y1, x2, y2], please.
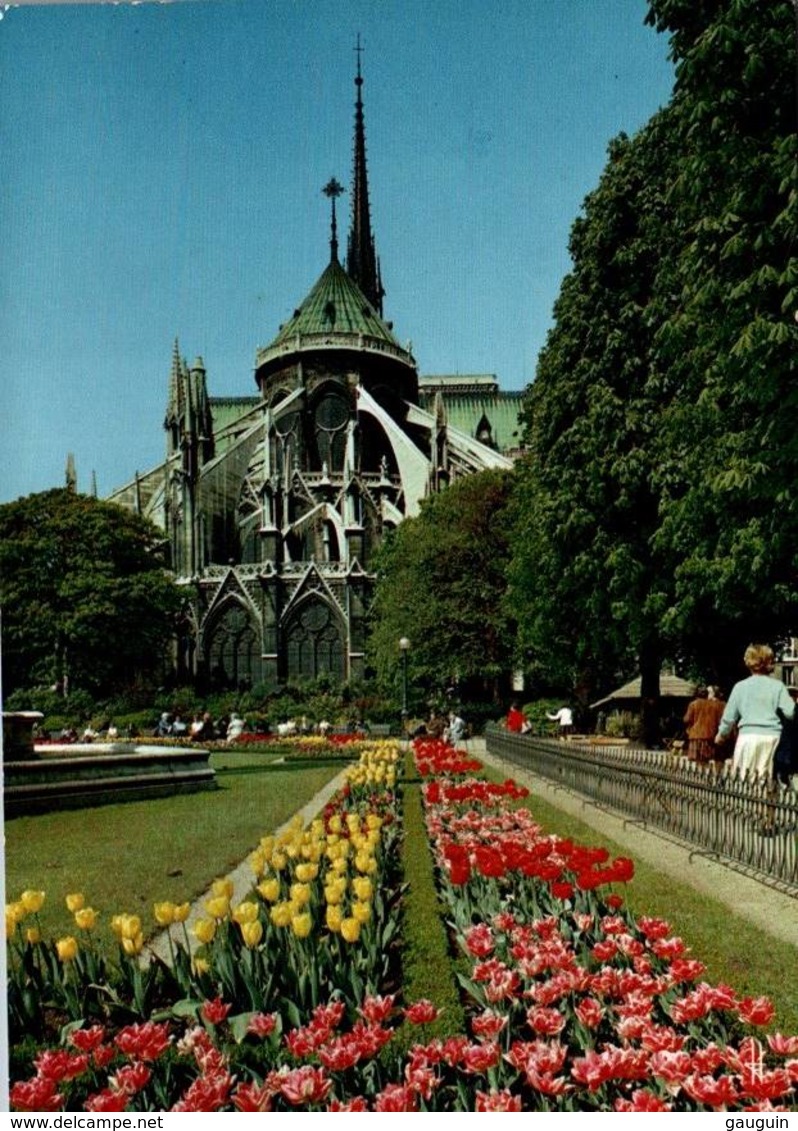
[322, 177, 345, 263]
[346, 36, 384, 315]
[166, 337, 183, 425]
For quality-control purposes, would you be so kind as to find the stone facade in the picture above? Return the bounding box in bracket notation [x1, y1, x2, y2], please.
[109, 61, 519, 690]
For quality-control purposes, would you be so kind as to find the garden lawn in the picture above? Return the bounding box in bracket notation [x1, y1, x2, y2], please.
[481, 766, 798, 1034]
[5, 756, 342, 953]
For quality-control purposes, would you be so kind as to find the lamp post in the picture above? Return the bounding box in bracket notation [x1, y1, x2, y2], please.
[399, 637, 410, 733]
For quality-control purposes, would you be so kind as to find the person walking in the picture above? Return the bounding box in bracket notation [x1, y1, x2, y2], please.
[505, 701, 529, 733]
[547, 705, 574, 738]
[683, 685, 726, 766]
[715, 644, 795, 780]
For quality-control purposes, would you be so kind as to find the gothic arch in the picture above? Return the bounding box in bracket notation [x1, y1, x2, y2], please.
[203, 600, 261, 689]
[282, 595, 346, 682]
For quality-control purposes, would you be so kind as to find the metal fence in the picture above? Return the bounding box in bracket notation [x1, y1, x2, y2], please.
[484, 725, 798, 892]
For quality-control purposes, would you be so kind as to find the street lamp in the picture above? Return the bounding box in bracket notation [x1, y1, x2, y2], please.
[399, 637, 410, 732]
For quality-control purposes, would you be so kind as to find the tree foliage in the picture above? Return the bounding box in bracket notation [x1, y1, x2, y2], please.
[367, 470, 516, 708]
[647, 0, 798, 682]
[0, 490, 182, 697]
[508, 111, 679, 709]
[509, 0, 798, 707]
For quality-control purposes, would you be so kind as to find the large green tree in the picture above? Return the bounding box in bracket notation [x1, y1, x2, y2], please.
[508, 109, 679, 729]
[0, 490, 182, 697]
[647, 0, 798, 686]
[509, 0, 797, 722]
[367, 470, 516, 710]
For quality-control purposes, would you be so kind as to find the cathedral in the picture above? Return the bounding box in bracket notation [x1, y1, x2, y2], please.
[108, 57, 522, 690]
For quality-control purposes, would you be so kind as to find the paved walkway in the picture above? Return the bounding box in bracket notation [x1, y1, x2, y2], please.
[471, 738, 798, 949]
[148, 766, 350, 962]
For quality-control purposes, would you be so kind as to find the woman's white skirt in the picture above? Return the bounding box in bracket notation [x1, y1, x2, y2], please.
[731, 733, 779, 779]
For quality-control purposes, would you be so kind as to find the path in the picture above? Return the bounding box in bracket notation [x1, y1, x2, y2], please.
[148, 765, 350, 963]
[471, 738, 797, 949]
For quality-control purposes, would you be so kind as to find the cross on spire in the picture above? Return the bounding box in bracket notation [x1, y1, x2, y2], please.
[346, 38, 384, 314]
[323, 176, 346, 262]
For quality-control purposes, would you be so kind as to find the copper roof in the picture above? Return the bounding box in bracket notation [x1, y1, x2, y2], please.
[256, 258, 414, 373]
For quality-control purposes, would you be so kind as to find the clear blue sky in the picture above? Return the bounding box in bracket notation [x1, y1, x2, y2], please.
[0, 0, 675, 504]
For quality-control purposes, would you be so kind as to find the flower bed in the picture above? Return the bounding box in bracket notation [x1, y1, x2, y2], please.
[413, 737, 798, 1111]
[7, 737, 798, 1111]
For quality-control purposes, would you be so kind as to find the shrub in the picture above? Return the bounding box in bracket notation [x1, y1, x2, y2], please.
[604, 709, 643, 740]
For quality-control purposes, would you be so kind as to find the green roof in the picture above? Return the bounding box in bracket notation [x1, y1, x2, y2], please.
[268, 258, 401, 350]
[420, 391, 525, 454]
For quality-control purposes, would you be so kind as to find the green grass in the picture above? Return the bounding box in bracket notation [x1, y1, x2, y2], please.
[481, 765, 798, 1034]
[398, 751, 465, 1044]
[5, 755, 343, 950]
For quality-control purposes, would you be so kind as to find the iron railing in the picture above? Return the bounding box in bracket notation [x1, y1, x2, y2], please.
[485, 725, 798, 892]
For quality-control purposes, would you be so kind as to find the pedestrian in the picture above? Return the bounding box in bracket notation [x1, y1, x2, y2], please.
[546, 705, 574, 738]
[445, 710, 467, 748]
[683, 685, 726, 766]
[194, 712, 216, 742]
[506, 701, 529, 733]
[226, 712, 246, 743]
[773, 688, 798, 786]
[715, 644, 795, 780]
[155, 712, 172, 737]
[426, 712, 446, 738]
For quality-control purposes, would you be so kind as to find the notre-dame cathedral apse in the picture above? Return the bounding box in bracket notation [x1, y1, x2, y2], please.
[108, 56, 522, 690]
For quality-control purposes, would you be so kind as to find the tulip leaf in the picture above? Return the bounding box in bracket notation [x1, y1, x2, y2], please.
[228, 1011, 257, 1044]
[168, 997, 203, 1019]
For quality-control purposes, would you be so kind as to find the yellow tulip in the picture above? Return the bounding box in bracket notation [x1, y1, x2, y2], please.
[289, 882, 311, 907]
[119, 915, 142, 941]
[324, 881, 346, 905]
[122, 933, 144, 956]
[340, 917, 361, 943]
[270, 901, 293, 929]
[352, 876, 373, 902]
[26, 926, 41, 945]
[204, 896, 230, 920]
[355, 853, 377, 875]
[211, 878, 234, 901]
[291, 911, 312, 939]
[325, 904, 343, 933]
[240, 919, 264, 948]
[257, 878, 281, 903]
[56, 936, 79, 962]
[193, 917, 216, 945]
[366, 814, 383, 830]
[192, 957, 210, 975]
[332, 857, 349, 876]
[74, 907, 98, 931]
[153, 902, 176, 926]
[271, 852, 287, 872]
[232, 900, 259, 925]
[295, 862, 319, 883]
[328, 815, 342, 834]
[173, 902, 191, 923]
[6, 901, 26, 931]
[66, 893, 85, 913]
[20, 890, 45, 914]
[352, 900, 371, 924]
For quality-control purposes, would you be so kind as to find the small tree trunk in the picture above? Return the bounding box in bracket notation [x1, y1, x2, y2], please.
[639, 639, 661, 749]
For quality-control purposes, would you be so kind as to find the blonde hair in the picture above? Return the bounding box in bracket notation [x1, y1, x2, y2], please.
[744, 644, 775, 674]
